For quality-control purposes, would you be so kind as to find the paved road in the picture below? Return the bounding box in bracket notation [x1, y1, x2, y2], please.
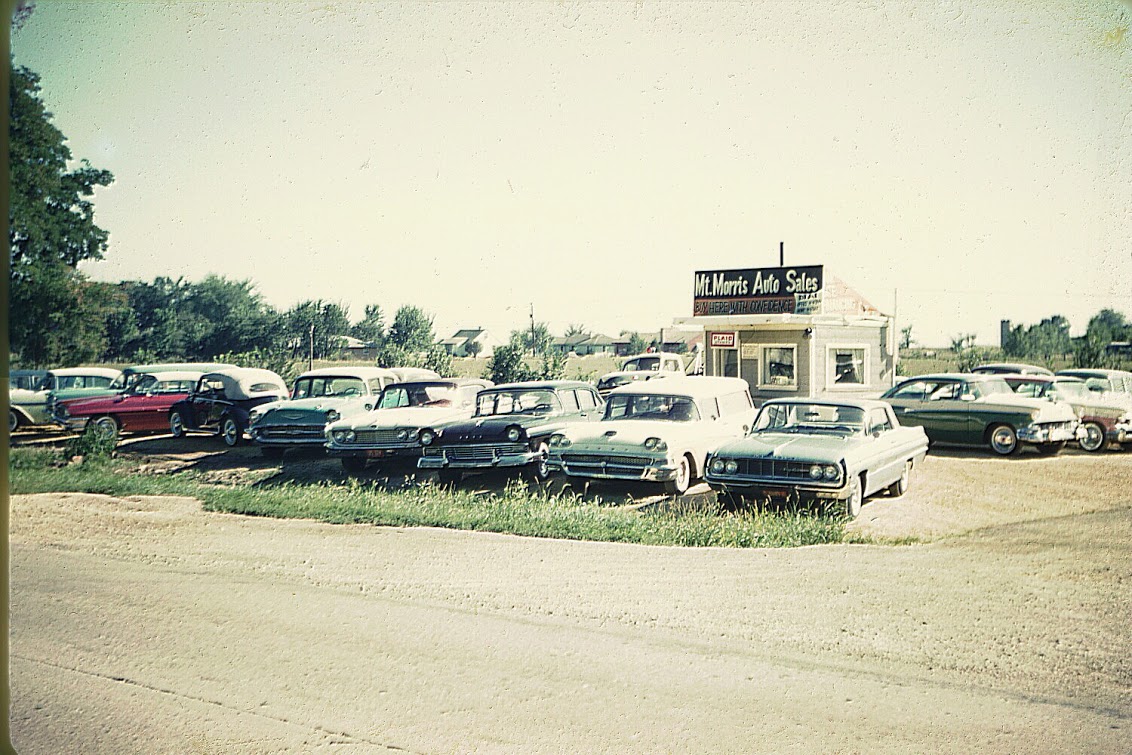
[9, 483, 1131, 754]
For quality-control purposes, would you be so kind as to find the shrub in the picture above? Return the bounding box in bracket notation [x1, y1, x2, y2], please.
[64, 427, 117, 460]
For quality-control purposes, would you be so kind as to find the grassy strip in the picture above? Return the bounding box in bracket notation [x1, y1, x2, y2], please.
[9, 449, 846, 549]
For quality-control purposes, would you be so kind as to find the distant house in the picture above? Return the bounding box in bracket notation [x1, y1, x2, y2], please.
[440, 328, 502, 358]
[611, 328, 703, 356]
[552, 333, 616, 356]
[338, 335, 378, 360]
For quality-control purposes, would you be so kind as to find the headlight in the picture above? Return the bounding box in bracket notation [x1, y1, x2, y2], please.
[332, 429, 355, 444]
[506, 425, 523, 442]
[326, 409, 340, 423]
[643, 437, 668, 451]
[823, 465, 839, 481]
[549, 433, 569, 447]
[397, 428, 417, 442]
[809, 465, 824, 480]
[420, 429, 436, 446]
[710, 458, 725, 474]
[725, 460, 738, 474]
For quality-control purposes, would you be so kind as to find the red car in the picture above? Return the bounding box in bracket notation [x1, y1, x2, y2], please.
[55, 371, 205, 441]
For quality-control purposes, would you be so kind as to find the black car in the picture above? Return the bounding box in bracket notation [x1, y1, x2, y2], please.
[417, 380, 604, 484]
[169, 368, 289, 447]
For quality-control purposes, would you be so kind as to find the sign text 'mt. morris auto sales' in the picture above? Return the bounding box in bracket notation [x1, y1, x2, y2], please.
[693, 265, 824, 316]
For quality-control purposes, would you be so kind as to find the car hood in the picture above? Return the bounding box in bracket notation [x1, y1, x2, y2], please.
[258, 396, 373, 417]
[334, 405, 472, 431]
[50, 387, 118, 403]
[436, 413, 573, 442]
[9, 388, 43, 405]
[976, 393, 1077, 421]
[712, 432, 861, 465]
[560, 419, 690, 452]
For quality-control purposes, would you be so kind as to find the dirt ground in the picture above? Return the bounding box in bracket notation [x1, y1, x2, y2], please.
[7, 437, 1132, 753]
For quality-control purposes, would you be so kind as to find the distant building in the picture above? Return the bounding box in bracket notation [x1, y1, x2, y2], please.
[552, 333, 616, 356]
[439, 328, 502, 358]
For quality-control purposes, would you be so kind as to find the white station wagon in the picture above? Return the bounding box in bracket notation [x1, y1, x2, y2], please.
[547, 376, 756, 495]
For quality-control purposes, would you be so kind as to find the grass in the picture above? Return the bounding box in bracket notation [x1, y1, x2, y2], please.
[8, 448, 847, 549]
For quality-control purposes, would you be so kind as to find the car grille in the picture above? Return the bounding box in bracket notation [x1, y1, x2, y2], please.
[441, 443, 527, 463]
[715, 458, 825, 483]
[259, 426, 324, 440]
[1038, 420, 1075, 432]
[560, 453, 652, 476]
[354, 429, 415, 446]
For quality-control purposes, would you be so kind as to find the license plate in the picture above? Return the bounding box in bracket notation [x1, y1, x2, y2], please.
[365, 449, 388, 459]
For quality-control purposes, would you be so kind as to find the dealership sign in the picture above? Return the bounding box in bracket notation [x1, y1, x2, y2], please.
[709, 331, 737, 348]
[693, 265, 824, 316]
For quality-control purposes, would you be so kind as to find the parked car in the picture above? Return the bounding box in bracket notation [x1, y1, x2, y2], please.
[9, 369, 48, 391]
[970, 362, 1053, 376]
[388, 367, 442, 383]
[1004, 374, 1132, 452]
[56, 371, 205, 441]
[327, 378, 494, 474]
[704, 398, 929, 517]
[168, 368, 289, 447]
[47, 362, 233, 426]
[248, 366, 401, 458]
[1054, 368, 1132, 398]
[547, 376, 756, 495]
[880, 373, 1079, 456]
[9, 367, 122, 432]
[596, 352, 686, 398]
[417, 380, 604, 484]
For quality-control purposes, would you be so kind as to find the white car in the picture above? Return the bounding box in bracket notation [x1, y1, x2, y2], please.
[325, 378, 493, 474]
[548, 376, 756, 495]
[595, 352, 686, 398]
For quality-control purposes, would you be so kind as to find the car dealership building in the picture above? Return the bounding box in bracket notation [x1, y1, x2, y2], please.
[676, 264, 896, 404]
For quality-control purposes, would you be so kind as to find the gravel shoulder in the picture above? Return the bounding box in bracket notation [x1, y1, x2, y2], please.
[8, 446, 1132, 753]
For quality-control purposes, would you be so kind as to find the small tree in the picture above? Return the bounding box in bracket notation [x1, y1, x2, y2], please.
[464, 340, 484, 358]
[387, 306, 436, 352]
[900, 325, 914, 350]
[485, 344, 537, 384]
[627, 332, 648, 354]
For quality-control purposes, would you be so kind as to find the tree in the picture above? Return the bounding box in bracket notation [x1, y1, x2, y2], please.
[386, 305, 435, 352]
[509, 321, 553, 356]
[485, 344, 537, 384]
[900, 325, 914, 350]
[350, 304, 385, 346]
[181, 275, 280, 358]
[626, 332, 648, 354]
[285, 299, 351, 361]
[564, 323, 589, 338]
[9, 61, 116, 365]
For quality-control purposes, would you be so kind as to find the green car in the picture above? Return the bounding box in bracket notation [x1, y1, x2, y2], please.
[881, 373, 1080, 456]
[10, 367, 122, 432]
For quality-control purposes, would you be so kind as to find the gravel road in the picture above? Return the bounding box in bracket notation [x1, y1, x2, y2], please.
[8, 447, 1132, 753]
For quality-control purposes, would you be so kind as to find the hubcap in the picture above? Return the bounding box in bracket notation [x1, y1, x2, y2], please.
[991, 427, 1016, 453]
[1082, 424, 1104, 451]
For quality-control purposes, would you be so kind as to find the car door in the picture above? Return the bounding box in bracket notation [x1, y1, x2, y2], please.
[190, 378, 217, 430]
[863, 407, 904, 489]
[887, 379, 970, 444]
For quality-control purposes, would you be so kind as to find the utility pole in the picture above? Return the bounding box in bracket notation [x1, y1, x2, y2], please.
[308, 322, 315, 371]
[529, 303, 537, 357]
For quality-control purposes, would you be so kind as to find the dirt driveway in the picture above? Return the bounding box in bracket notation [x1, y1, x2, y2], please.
[8, 443, 1132, 753]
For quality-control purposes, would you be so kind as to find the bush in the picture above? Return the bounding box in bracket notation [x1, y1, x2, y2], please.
[64, 427, 118, 460]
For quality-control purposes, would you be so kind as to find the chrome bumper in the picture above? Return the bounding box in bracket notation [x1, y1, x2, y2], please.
[1018, 422, 1078, 444]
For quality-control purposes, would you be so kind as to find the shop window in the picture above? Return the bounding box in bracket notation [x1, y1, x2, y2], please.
[829, 346, 868, 386]
[760, 346, 796, 389]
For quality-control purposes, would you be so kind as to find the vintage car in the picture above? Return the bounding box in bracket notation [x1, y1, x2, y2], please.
[388, 367, 442, 383]
[971, 362, 1053, 376]
[1005, 374, 1132, 452]
[9, 369, 48, 391]
[47, 362, 233, 427]
[1054, 368, 1132, 398]
[55, 371, 205, 441]
[880, 373, 1079, 456]
[9, 367, 123, 432]
[416, 380, 604, 484]
[248, 366, 401, 457]
[169, 368, 289, 446]
[327, 378, 493, 473]
[704, 398, 929, 517]
[596, 352, 686, 398]
[547, 376, 756, 495]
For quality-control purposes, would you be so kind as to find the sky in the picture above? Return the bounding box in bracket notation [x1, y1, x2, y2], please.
[10, 0, 1132, 348]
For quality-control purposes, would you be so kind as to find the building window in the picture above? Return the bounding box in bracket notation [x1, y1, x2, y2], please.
[760, 345, 797, 388]
[829, 345, 868, 386]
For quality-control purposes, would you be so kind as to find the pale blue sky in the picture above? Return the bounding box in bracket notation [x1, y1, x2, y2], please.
[12, 1, 1132, 346]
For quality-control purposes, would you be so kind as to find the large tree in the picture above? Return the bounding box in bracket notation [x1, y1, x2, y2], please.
[285, 299, 351, 360]
[9, 61, 116, 365]
[386, 305, 435, 352]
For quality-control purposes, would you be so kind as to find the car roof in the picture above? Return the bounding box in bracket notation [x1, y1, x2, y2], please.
[898, 373, 1005, 382]
[487, 380, 598, 392]
[608, 375, 748, 398]
[1056, 368, 1132, 378]
[47, 367, 123, 379]
[384, 378, 494, 390]
[296, 366, 398, 379]
[762, 397, 892, 412]
[200, 368, 288, 398]
[971, 363, 1053, 375]
[122, 362, 232, 374]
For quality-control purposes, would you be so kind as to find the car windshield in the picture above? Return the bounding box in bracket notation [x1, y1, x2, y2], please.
[476, 389, 562, 416]
[978, 378, 1014, 396]
[1050, 382, 1090, 401]
[603, 394, 700, 422]
[377, 384, 459, 409]
[754, 403, 866, 435]
[622, 356, 660, 372]
[293, 377, 366, 399]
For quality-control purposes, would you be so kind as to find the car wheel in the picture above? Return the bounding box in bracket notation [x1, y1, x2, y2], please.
[1036, 441, 1067, 456]
[846, 475, 863, 518]
[987, 424, 1020, 456]
[9, 410, 19, 433]
[341, 456, 367, 475]
[438, 469, 463, 486]
[220, 416, 242, 447]
[89, 415, 120, 443]
[886, 462, 910, 497]
[524, 442, 551, 483]
[169, 412, 186, 438]
[1079, 422, 1106, 453]
[261, 446, 286, 460]
[663, 454, 691, 496]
